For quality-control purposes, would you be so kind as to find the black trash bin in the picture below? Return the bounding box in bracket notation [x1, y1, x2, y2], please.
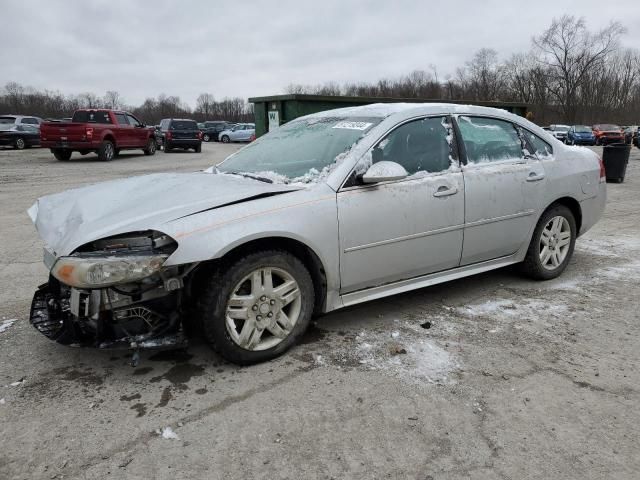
[602, 143, 630, 183]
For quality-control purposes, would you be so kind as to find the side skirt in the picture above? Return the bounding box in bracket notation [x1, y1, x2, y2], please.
[339, 253, 521, 308]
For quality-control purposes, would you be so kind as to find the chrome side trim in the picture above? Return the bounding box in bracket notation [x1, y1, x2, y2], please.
[343, 210, 535, 253]
[340, 253, 520, 307]
[344, 224, 464, 253]
[464, 209, 535, 228]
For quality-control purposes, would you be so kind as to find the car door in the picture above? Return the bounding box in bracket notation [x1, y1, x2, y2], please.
[455, 115, 546, 266]
[337, 116, 465, 293]
[114, 112, 132, 147]
[127, 114, 147, 147]
[230, 125, 244, 141]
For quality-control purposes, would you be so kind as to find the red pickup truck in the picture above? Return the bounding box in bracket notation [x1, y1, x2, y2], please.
[40, 109, 157, 161]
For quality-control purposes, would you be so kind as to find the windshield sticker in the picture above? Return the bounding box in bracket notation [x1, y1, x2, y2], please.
[332, 121, 373, 131]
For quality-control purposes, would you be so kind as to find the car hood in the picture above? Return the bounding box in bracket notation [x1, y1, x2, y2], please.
[28, 172, 300, 257]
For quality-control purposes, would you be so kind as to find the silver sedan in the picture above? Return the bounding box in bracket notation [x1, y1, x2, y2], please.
[28, 103, 606, 364]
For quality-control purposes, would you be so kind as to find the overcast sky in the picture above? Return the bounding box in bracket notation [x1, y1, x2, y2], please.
[2, 0, 640, 107]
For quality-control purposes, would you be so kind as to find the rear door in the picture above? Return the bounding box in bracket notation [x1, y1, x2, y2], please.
[338, 116, 464, 293]
[455, 115, 546, 265]
[126, 114, 147, 147]
[114, 112, 132, 147]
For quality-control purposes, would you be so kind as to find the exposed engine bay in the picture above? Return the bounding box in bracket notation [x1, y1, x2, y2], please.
[30, 231, 195, 353]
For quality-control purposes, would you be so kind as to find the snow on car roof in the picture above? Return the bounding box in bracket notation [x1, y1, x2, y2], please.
[303, 102, 520, 120]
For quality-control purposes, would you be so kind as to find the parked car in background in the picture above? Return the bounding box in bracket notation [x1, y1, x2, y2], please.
[0, 114, 42, 126]
[154, 125, 164, 148]
[40, 109, 157, 161]
[566, 125, 596, 146]
[27, 103, 606, 364]
[622, 125, 638, 145]
[219, 123, 255, 143]
[200, 121, 235, 142]
[549, 124, 570, 142]
[592, 124, 624, 145]
[197, 122, 205, 130]
[0, 123, 40, 149]
[159, 118, 202, 153]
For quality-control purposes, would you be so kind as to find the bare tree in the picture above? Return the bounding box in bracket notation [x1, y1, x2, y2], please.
[103, 90, 121, 109]
[195, 92, 215, 119]
[533, 15, 625, 123]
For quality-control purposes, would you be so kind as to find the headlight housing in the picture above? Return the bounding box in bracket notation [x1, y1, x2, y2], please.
[51, 254, 168, 288]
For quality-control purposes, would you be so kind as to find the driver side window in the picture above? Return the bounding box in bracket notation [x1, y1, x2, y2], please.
[373, 116, 454, 175]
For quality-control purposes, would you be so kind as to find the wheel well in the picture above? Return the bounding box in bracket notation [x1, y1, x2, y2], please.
[191, 237, 327, 316]
[549, 197, 582, 234]
[103, 134, 116, 146]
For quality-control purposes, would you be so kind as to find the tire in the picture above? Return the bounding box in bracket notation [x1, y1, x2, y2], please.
[521, 204, 577, 280]
[52, 149, 72, 161]
[199, 250, 315, 365]
[164, 141, 172, 153]
[14, 137, 26, 150]
[143, 137, 156, 156]
[97, 140, 115, 161]
[203, 134, 210, 142]
[221, 135, 230, 143]
[194, 143, 202, 153]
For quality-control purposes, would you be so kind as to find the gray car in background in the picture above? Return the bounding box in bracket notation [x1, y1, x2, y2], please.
[218, 123, 255, 143]
[27, 103, 605, 365]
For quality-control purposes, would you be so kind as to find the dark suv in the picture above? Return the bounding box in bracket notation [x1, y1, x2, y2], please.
[159, 118, 202, 153]
[200, 120, 234, 142]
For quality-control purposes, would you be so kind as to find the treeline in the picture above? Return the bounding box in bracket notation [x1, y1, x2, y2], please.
[0, 85, 254, 125]
[286, 16, 640, 126]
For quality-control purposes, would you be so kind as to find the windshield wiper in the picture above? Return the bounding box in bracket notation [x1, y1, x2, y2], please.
[226, 171, 274, 184]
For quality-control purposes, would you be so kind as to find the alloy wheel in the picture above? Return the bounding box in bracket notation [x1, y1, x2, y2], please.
[225, 267, 302, 351]
[15, 138, 25, 149]
[539, 216, 571, 270]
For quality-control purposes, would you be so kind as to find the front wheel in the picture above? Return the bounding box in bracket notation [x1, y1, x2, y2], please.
[199, 250, 315, 365]
[203, 134, 210, 142]
[14, 137, 26, 150]
[521, 204, 576, 280]
[221, 135, 230, 143]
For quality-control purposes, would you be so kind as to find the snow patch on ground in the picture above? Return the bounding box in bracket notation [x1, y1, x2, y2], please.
[0, 319, 16, 334]
[349, 327, 457, 385]
[159, 426, 179, 440]
[457, 299, 568, 320]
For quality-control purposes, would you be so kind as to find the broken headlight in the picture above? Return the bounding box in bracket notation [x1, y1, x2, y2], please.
[51, 254, 168, 289]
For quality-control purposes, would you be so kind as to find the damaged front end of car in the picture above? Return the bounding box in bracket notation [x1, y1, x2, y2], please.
[30, 230, 195, 351]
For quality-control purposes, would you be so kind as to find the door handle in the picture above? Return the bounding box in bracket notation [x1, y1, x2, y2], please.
[433, 185, 458, 197]
[527, 171, 545, 182]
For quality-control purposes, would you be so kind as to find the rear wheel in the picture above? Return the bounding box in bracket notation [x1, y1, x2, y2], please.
[52, 149, 72, 161]
[164, 141, 172, 153]
[199, 250, 314, 365]
[521, 204, 576, 280]
[221, 135, 230, 143]
[14, 137, 26, 150]
[143, 137, 156, 156]
[97, 140, 115, 161]
[194, 143, 202, 153]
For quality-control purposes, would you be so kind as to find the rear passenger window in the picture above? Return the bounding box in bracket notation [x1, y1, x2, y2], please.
[457, 116, 523, 164]
[115, 113, 129, 125]
[373, 116, 454, 175]
[522, 130, 553, 157]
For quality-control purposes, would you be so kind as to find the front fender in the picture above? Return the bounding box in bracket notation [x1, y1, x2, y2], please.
[161, 184, 340, 298]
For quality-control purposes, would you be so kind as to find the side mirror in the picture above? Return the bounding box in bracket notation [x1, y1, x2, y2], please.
[362, 161, 409, 184]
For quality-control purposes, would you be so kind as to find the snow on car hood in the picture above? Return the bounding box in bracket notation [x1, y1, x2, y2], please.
[28, 171, 299, 256]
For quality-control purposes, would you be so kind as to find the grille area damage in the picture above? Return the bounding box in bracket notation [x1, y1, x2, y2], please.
[29, 231, 191, 352]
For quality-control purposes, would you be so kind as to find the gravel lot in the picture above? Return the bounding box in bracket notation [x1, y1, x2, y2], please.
[1, 143, 639, 480]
